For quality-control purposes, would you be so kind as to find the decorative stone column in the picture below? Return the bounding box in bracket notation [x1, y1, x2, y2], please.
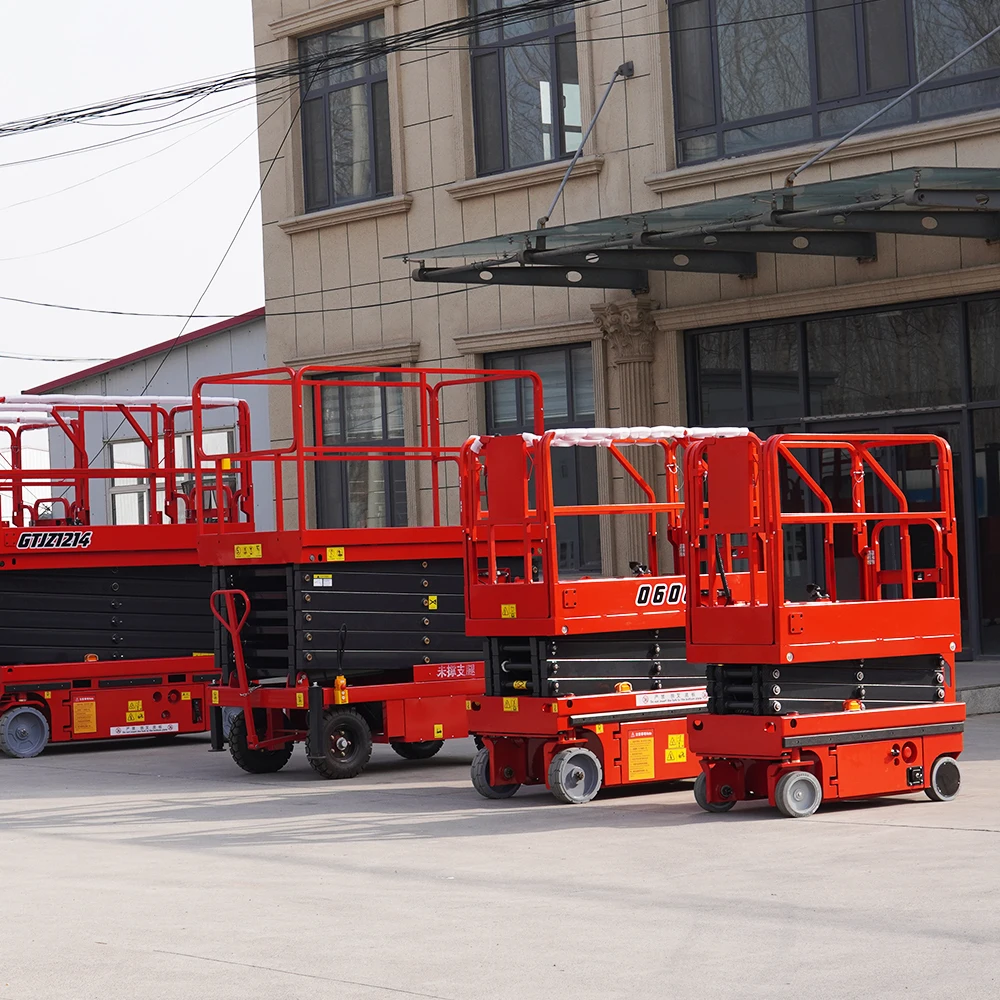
[593, 298, 660, 576]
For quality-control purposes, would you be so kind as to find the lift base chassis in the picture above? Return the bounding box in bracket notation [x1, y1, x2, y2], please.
[473, 686, 707, 796]
[0, 656, 219, 757]
[209, 663, 485, 750]
[689, 702, 965, 810]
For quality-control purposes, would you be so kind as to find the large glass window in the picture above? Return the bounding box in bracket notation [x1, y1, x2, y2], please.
[807, 305, 962, 415]
[471, 1, 580, 175]
[686, 292, 1000, 658]
[669, 0, 1000, 164]
[486, 344, 599, 574]
[973, 408, 1000, 653]
[300, 18, 392, 212]
[317, 372, 406, 529]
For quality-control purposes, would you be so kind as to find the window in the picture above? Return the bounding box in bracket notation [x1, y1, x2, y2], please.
[686, 293, 1000, 657]
[109, 431, 234, 525]
[317, 372, 407, 529]
[110, 440, 149, 526]
[485, 345, 600, 574]
[300, 18, 392, 212]
[669, 0, 1000, 164]
[471, 1, 580, 175]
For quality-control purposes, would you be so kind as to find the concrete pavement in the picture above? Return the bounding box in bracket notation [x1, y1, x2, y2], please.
[2, 718, 998, 1000]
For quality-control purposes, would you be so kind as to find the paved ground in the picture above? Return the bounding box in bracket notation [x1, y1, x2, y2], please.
[2, 718, 998, 1000]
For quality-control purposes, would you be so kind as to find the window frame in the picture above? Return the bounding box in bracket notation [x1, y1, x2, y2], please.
[316, 371, 408, 530]
[299, 16, 393, 212]
[470, 1, 580, 176]
[108, 430, 236, 525]
[484, 343, 600, 575]
[668, 0, 1000, 165]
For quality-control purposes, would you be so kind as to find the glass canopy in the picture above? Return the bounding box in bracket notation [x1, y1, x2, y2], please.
[393, 166, 1000, 262]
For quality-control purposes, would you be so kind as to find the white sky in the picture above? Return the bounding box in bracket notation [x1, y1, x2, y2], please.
[0, 0, 263, 395]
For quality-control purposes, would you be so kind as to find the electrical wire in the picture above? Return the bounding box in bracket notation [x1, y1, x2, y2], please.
[0, 93, 286, 260]
[0, 0, 601, 138]
[0, 99, 254, 212]
[0, 84, 296, 169]
[0, 285, 482, 321]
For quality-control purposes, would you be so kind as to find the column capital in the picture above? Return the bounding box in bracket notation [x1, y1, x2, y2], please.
[592, 297, 659, 366]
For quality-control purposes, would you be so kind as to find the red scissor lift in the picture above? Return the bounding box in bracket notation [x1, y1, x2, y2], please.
[0, 394, 250, 757]
[193, 365, 542, 778]
[460, 426, 726, 803]
[685, 432, 965, 817]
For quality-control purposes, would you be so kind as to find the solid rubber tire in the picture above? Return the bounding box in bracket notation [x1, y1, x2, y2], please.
[0, 705, 50, 759]
[774, 769, 823, 818]
[390, 740, 444, 760]
[925, 755, 962, 802]
[693, 772, 737, 813]
[228, 711, 293, 774]
[306, 707, 373, 779]
[470, 746, 519, 799]
[547, 747, 603, 804]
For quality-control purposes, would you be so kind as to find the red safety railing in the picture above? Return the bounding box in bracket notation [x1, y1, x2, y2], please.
[459, 427, 698, 636]
[190, 365, 544, 536]
[0, 398, 252, 529]
[684, 431, 961, 662]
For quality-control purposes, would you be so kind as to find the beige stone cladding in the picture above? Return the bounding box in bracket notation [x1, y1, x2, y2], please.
[252, 0, 1000, 549]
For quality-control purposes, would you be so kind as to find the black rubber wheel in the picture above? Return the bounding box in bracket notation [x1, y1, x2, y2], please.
[470, 746, 519, 799]
[925, 755, 962, 802]
[228, 711, 293, 774]
[548, 747, 603, 804]
[774, 769, 823, 818]
[306, 707, 373, 779]
[390, 740, 444, 760]
[0, 705, 50, 758]
[694, 772, 736, 813]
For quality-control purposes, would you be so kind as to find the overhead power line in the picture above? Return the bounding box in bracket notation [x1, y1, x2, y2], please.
[0, 0, 598, 138]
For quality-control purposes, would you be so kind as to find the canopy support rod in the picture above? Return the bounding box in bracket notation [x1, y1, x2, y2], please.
[786, 22, 1000, 187]
[537, 61, 634, 229]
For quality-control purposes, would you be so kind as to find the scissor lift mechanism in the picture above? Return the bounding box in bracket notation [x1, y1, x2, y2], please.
[685, 432, 964, 817]
[0, 394, 248, 757]
[193, 365, 543, 778]
[460, 425, 746, 803]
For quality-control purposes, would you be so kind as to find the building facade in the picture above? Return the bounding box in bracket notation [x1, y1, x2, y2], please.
[251, 0, 1000, 656]
[27, 309, 273, 529]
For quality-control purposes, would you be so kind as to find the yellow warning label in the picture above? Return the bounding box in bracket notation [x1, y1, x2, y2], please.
[668, 733, 685, 749]
[628, 736, 656, 781]
[192, 651, 213, 657]
[221, 457, 232, 471]
[433, 724, 444, 739]
[501, 603, 517, 619]
[664, 747, 688, 764]
[327, 546, 346, 562]
[594, 724, 604, 734]
[502, 697, 519, 712]
[127, 700, 143, 712]
[43, 691, 51, 700]
[73, 701, 97, 734]
[211, 689, 219, 705]
[295, 692, 305, 708]
[465, 700, 472, 710]
[428, 595, 438, 610]
[181, 691, 191, 701]
[234, 543, 263, 560]
[125, 711, 145, 724]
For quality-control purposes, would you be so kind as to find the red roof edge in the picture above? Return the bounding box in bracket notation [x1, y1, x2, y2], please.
[24, 307, 266, 394]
